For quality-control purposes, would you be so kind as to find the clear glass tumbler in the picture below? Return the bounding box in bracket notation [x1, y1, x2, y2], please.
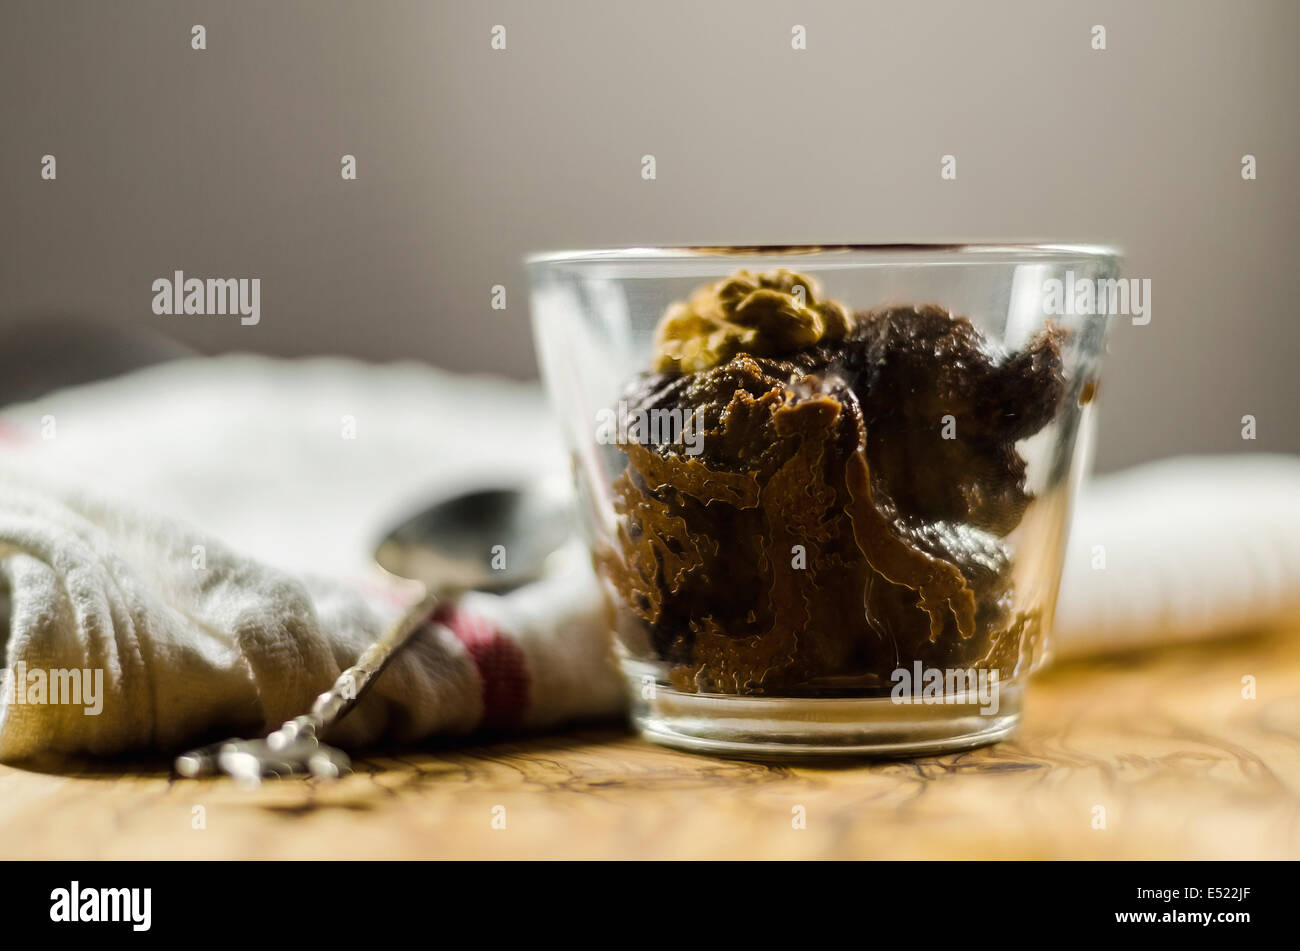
[529, 245, 1118, 757]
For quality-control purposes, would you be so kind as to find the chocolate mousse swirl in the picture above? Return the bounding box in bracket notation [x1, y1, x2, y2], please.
[605, 269, 1067, 696]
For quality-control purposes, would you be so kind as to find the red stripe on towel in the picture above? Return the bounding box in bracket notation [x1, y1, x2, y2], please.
[433, 604, 530, 730]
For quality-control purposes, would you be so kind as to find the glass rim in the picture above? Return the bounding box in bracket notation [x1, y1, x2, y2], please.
[526, 242, 1123, 267]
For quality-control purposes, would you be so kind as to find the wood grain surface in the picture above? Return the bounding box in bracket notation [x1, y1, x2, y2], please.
[2, 624, 1297, 860]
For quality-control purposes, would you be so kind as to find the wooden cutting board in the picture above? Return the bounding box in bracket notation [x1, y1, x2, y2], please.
[2, 624, 1297, 860]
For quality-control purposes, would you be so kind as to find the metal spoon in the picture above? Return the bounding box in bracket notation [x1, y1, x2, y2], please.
[173, 478, 574, 784]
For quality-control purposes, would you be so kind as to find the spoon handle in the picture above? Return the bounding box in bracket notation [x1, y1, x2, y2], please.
[306, 588, 442, 730]
[174, 588, 441, 780]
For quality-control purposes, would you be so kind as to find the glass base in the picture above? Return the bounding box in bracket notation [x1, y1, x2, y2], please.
[625, 668, 1023, 759]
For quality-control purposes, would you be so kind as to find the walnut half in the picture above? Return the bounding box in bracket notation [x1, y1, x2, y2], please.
[652, 268, 852, 373]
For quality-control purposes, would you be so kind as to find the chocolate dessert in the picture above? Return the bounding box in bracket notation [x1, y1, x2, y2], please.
[601, 268, 1067, 697]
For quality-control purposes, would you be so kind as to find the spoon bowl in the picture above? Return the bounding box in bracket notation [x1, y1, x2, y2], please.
[374, 478, 574, 592]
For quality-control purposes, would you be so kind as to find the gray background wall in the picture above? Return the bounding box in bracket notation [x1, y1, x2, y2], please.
[1, 0, 1296, 473]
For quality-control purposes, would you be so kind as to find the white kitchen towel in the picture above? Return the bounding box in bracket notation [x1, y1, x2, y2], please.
[0, 356, 626, 760]
[1053, 453, 1300, 658]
